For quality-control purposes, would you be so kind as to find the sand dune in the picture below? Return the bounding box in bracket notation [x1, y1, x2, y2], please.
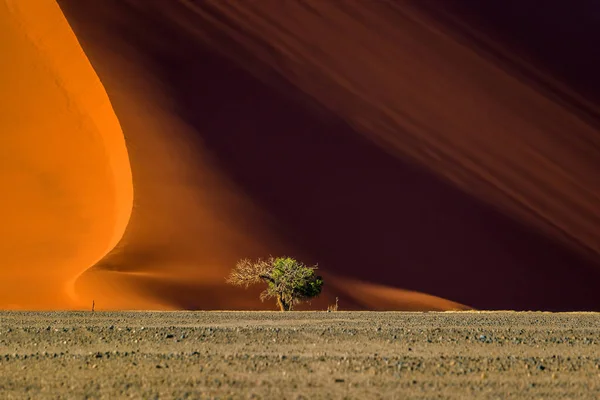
[0, 0, 132, 308]
[3, 0, 600, 310]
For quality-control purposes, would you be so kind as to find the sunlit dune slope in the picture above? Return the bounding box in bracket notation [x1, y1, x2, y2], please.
[56, 0, 600, 311]
[0, 0, 132, 308]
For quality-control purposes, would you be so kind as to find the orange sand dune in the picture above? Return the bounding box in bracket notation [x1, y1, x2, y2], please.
[4, 0, 600, 310]
[0, 0, 132, 308]
[54, 0, 600, 311]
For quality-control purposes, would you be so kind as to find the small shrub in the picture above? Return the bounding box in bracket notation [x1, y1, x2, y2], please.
[327, 297, 339, 312]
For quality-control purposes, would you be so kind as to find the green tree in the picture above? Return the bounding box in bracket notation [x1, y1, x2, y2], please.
[227, 257, 323, 311]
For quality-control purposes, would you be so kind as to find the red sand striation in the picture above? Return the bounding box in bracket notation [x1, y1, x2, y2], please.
[3, 0, 600, 310]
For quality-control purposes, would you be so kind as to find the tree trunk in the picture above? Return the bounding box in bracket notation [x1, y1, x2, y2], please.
[276, 295, 292, 311]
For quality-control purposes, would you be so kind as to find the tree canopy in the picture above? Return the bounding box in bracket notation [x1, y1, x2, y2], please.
[227, 257, 323, 311]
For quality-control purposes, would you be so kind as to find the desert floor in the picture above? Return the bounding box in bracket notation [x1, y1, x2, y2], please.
[1, 311, 599, 399]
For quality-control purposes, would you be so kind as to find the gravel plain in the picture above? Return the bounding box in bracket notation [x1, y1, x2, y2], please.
[1, 311, 600, 399]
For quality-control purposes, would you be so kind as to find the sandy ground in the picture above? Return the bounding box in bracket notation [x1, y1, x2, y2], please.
[1, 312, 599, 399]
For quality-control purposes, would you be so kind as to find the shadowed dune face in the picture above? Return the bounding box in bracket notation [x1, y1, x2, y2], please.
[0, 1, 132, 308]
[419, 0, 600, 107]
[184, 0, 600, 257]
[55, 0, 600, 311]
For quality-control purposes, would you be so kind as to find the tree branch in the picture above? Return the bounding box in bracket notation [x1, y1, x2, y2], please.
[259, 274, 275, 284]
